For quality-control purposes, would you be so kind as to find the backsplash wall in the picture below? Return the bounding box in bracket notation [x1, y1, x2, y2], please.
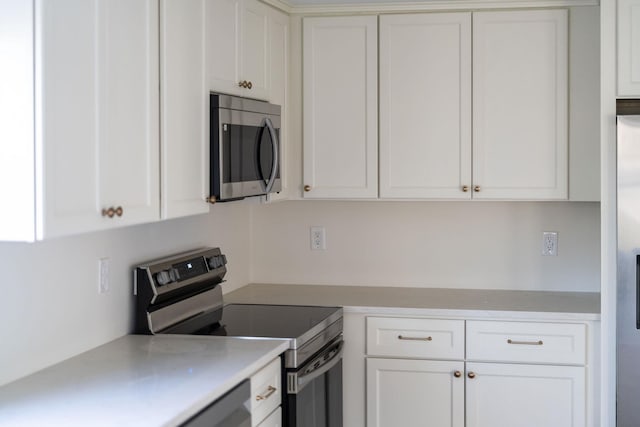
[0, 202, 252, 387]
[250, 200, 600, 291]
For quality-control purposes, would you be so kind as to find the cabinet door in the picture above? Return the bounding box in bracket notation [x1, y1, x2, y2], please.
[618, 0, 640, 96]
[366, 358, 464, 427]
[241, 0, 269, 100]
[379, 13, 471, 199]
[265, 9, 290, 202]
[160, 0, 210, 219]
[303, 16, 378, 199]
[472, 10, 568, 200]
[38, 0, 159, 238]
[96, 0, 159, 225]
[466, 362, 586, 427]
[207, 0, 242, 95]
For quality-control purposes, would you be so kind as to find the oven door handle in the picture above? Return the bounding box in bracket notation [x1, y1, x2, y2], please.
[287, 339, 344, 394]
[263, 117, 279, 194]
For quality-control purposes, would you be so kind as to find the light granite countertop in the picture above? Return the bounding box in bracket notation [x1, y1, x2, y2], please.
[0, 335, 289, 427]
[226, 284, 600, 321]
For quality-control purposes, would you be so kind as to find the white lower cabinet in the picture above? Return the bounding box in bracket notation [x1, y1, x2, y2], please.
[465, 362, 585, 427]
[250, 357, 282, 427]
[367, 358, 464, 427]
[364, 317, 591, 427]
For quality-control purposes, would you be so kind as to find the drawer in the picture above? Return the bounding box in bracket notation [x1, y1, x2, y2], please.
[251, 357, 282, 426]
[366, 317, 465, 359]
[466, 320, 586, 365]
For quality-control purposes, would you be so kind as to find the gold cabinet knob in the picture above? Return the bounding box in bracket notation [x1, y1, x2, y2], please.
[115, 206, 123, 217]
[101, 207, 115, 218]
[206, 196, 217, 204]
[304, 185, 311, 192]
[238, 80, 247, 88]
[462, 185, 469, 192]
[247, 81, 253, 89]
[474, 185, 481, 192]
[453, 371, 462, 378]
[467, 372, 476, 379]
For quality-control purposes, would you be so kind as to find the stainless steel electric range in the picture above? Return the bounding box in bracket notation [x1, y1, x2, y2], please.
[134, 247, 343, 427]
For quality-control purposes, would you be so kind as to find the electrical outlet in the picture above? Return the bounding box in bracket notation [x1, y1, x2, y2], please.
[542, 232, 558, 256]
[310, 226, 326, 250]
[99, 258, 110, 293]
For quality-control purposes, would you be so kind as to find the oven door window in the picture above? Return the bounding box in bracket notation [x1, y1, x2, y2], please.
[223, 124, 280, 185]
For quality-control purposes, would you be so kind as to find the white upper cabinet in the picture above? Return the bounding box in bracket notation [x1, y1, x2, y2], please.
[472, 9, 568, 200]
[303, 16, 378, 199]
[32, 0, 159, 241]
[207, 0, 269, 100]
[160, 0, 210, 219]
[379, 13, 472, 199]
[618, 0, 640, 96]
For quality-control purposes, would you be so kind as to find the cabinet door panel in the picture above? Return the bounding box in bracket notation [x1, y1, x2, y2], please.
[466, 362, 586, 427]
[618, 0, 640, 96]
[379, 13, 471, 199]
[207, 0, 241, 95]
[161, 0, 209, 218]
[367, 358, 464, 427]
[38, 0, 101, 237]
[242, 0, 269, 100]
[303, 16, 378, 198]
[98, 0, 159, 223]
[473, 10, 568, 200]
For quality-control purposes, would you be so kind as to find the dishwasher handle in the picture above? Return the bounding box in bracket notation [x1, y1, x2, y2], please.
[287, 337, 344, 394]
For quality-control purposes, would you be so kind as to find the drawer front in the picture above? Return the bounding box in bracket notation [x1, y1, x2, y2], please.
[466, 321, 586, 365]
[251, 357, 282, 426]
[366, 317, 465, 359]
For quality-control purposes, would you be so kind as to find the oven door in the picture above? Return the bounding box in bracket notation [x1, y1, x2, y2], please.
[285, 336, 344, 427]
[212, 107, 281, 202]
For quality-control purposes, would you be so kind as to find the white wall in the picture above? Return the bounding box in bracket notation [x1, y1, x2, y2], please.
[0, 203, 252, 386]
[250, 200, 600, 291]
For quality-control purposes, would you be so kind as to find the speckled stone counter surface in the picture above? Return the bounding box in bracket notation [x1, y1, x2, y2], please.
[226, 284, 600, 320]
[0, 335, 289, 427]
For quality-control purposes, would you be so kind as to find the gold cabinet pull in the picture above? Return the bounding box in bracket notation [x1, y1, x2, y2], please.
[101, 207, 115, 218]
[304, 185, 311, 192]
[467, 371, 476, 379]
[474, 185, 481, 192]
[397, 335, 432, 341]
[115, 206, 123, 217]
[507, 339, 543, 346]
[256, 385, 277, 401]
[238, 80, 248, 88]
[453, 371, 462, 378]
[462, 185, 469, 192]
[206, 196, 217, 204]
[247, 81, 253, 89]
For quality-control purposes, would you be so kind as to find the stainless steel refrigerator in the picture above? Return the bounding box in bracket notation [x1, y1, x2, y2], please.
[617, 114, 640, 426]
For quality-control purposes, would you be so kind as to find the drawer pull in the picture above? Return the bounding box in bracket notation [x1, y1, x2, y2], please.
[507, 339, 543, 346]
[398, 335, 432, 341]
[453, 370, 462, 378]
[467, 371, 476, 379]
[256, 385, 277, 401]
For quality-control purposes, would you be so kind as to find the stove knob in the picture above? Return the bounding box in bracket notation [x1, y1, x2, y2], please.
[168, 268, 180, 282]
[155, 270, 171, 286]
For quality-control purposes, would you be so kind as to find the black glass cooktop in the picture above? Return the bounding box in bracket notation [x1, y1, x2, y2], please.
[162, 304, 341, 340]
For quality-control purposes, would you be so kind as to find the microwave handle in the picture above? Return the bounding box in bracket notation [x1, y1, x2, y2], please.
[263, 117, 279, 193]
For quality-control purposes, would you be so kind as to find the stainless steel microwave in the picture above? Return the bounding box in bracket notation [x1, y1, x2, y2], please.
[209, 93, 281, 202]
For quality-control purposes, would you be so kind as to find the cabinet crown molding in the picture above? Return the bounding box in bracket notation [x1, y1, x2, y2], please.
[262, 0, 598, 15]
